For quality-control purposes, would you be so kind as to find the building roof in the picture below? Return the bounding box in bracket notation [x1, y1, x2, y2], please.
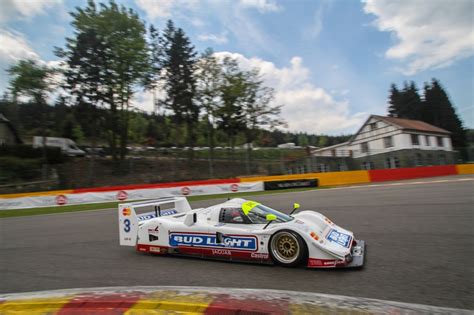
[0, 113, 23, 144]
[373, 115, 451, 134]
[312, 141, 349, 152]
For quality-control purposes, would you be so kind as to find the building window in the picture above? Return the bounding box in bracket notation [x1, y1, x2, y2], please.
[437, 137, 443, 147]
[369, 122, 377, 131]
[411, 134, 419, 145]
[361, 142, 369, 153]
[425, 135, 430, 146]
[415, 153, 423, 166]
[385, 157, 400, 169]
[426, 154, 433, 165]
[438, 154, 446, 165]
[318, 164, 329, 172]
[331, 149, 336, 157]
[383, 136, 393, 148]
[362, 161, 374, 170]
[337, 164, 347, 171]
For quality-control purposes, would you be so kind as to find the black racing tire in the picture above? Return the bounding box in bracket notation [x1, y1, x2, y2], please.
[269, 230, 308, 267]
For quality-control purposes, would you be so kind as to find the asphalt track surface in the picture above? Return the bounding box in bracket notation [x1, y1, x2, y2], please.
[1, 175, 473, 309]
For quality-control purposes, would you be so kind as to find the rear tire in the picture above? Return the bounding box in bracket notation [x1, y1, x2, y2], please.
[269, 230, 307, 267]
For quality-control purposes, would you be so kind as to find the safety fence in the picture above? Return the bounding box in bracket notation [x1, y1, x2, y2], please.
[1, 164, 472, 210]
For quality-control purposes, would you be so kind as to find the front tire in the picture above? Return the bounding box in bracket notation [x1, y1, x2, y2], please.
[269, 230, 307, 267]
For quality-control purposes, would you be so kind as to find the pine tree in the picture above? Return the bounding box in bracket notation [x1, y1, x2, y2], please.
[160, 20, 198, 153]
[387, 81, 422, 120]
[387, 84, 401, 117]
[423, 78, 466, 154]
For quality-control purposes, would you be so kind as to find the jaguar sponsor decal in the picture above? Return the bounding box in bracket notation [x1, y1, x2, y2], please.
[169, 233, 257, 251]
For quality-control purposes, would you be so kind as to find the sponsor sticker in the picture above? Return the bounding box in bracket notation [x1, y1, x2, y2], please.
[122, 208, 131, 216]
[137, 210, 177, 221]
[117, 190, 128, 201]
[56, 194, 67, 205]
[169, 233, 257, 251]
[250, 253, 269, 259]
[148, 226, 160, 234]
[212, 249, 231, 255]
[149, 246, 162, 253]
[326, 229, 352, 248]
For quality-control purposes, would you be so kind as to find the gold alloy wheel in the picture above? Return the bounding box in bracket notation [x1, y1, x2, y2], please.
[271, 231, 300, 264]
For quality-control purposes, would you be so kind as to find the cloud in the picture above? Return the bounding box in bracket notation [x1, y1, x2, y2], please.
[0, 30, 40, 63]
[363, 0, 474, 75]
[213, 52, 365, 134]
[197, 32, 228, 44]
[0, 0, 62, 23]
[303, 4, 325, 39]
[134, 0, 198, 19]
[238, 0, 281, 12]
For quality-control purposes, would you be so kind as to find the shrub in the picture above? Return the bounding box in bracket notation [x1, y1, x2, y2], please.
[0, 144, 64, 164]
[0, 157, 42, 182]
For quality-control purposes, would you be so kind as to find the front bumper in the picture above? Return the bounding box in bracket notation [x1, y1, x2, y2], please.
[344, 239, 365, 268]
[307, 239, 366, 268]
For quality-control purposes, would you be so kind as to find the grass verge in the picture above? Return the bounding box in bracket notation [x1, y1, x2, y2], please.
[0, 187, 324, 218]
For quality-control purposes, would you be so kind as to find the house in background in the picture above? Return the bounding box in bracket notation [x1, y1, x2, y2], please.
[0, 113, 22, 145]
[306, 115, 455, 172]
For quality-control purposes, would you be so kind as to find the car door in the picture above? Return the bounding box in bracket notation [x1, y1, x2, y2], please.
[207, 207, 260, 260]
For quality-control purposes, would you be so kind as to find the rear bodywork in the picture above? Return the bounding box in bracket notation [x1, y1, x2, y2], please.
[119, 197, 365, 269]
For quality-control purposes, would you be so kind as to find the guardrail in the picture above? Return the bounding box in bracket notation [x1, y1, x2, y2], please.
[1, 164, 472, 210]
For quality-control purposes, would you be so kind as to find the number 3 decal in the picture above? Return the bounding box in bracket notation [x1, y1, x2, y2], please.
[124, 219, 131, 233]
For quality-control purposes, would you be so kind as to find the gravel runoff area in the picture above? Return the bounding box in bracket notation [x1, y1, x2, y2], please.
[1, 175, 473, 309]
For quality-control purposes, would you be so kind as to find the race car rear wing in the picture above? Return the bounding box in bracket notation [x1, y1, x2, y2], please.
[118, 197, 192, 246]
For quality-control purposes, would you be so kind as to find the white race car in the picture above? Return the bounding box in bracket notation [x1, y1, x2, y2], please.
[118, 197, 365, 268]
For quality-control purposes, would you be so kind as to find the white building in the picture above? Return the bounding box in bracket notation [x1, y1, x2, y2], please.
[311, 115, 454, 170]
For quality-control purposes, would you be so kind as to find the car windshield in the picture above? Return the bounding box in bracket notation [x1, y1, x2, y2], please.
[246, 204, 293, 224]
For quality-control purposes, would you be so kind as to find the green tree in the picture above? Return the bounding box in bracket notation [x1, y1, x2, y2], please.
[195, 48, 223, 176]
[388, 81, 422, 119]
[241, 69, 284, 173]
[160, 20, 198, 155]
[57, 0, 150, 161]
[215, 57, 246, 152]
[422, 79, 466, 156]
[8, 59, 55, 178]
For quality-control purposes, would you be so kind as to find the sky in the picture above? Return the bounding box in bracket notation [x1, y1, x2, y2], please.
[0, 0, 473, 135]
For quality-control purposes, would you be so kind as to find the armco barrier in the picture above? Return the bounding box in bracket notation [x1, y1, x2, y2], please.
[456, 163, 474, 175]
[368, 165, 457, 182]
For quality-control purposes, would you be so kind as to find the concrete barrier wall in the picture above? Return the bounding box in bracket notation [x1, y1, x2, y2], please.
[456, 163, 474, 174]
[368, 165, 458, 182]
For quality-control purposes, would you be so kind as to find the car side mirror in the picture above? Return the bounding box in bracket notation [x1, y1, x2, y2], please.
[266, 214, 277, 221]
[289, 203, 300, 215]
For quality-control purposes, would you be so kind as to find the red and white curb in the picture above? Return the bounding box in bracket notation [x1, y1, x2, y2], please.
[0, 286, 471, 314]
